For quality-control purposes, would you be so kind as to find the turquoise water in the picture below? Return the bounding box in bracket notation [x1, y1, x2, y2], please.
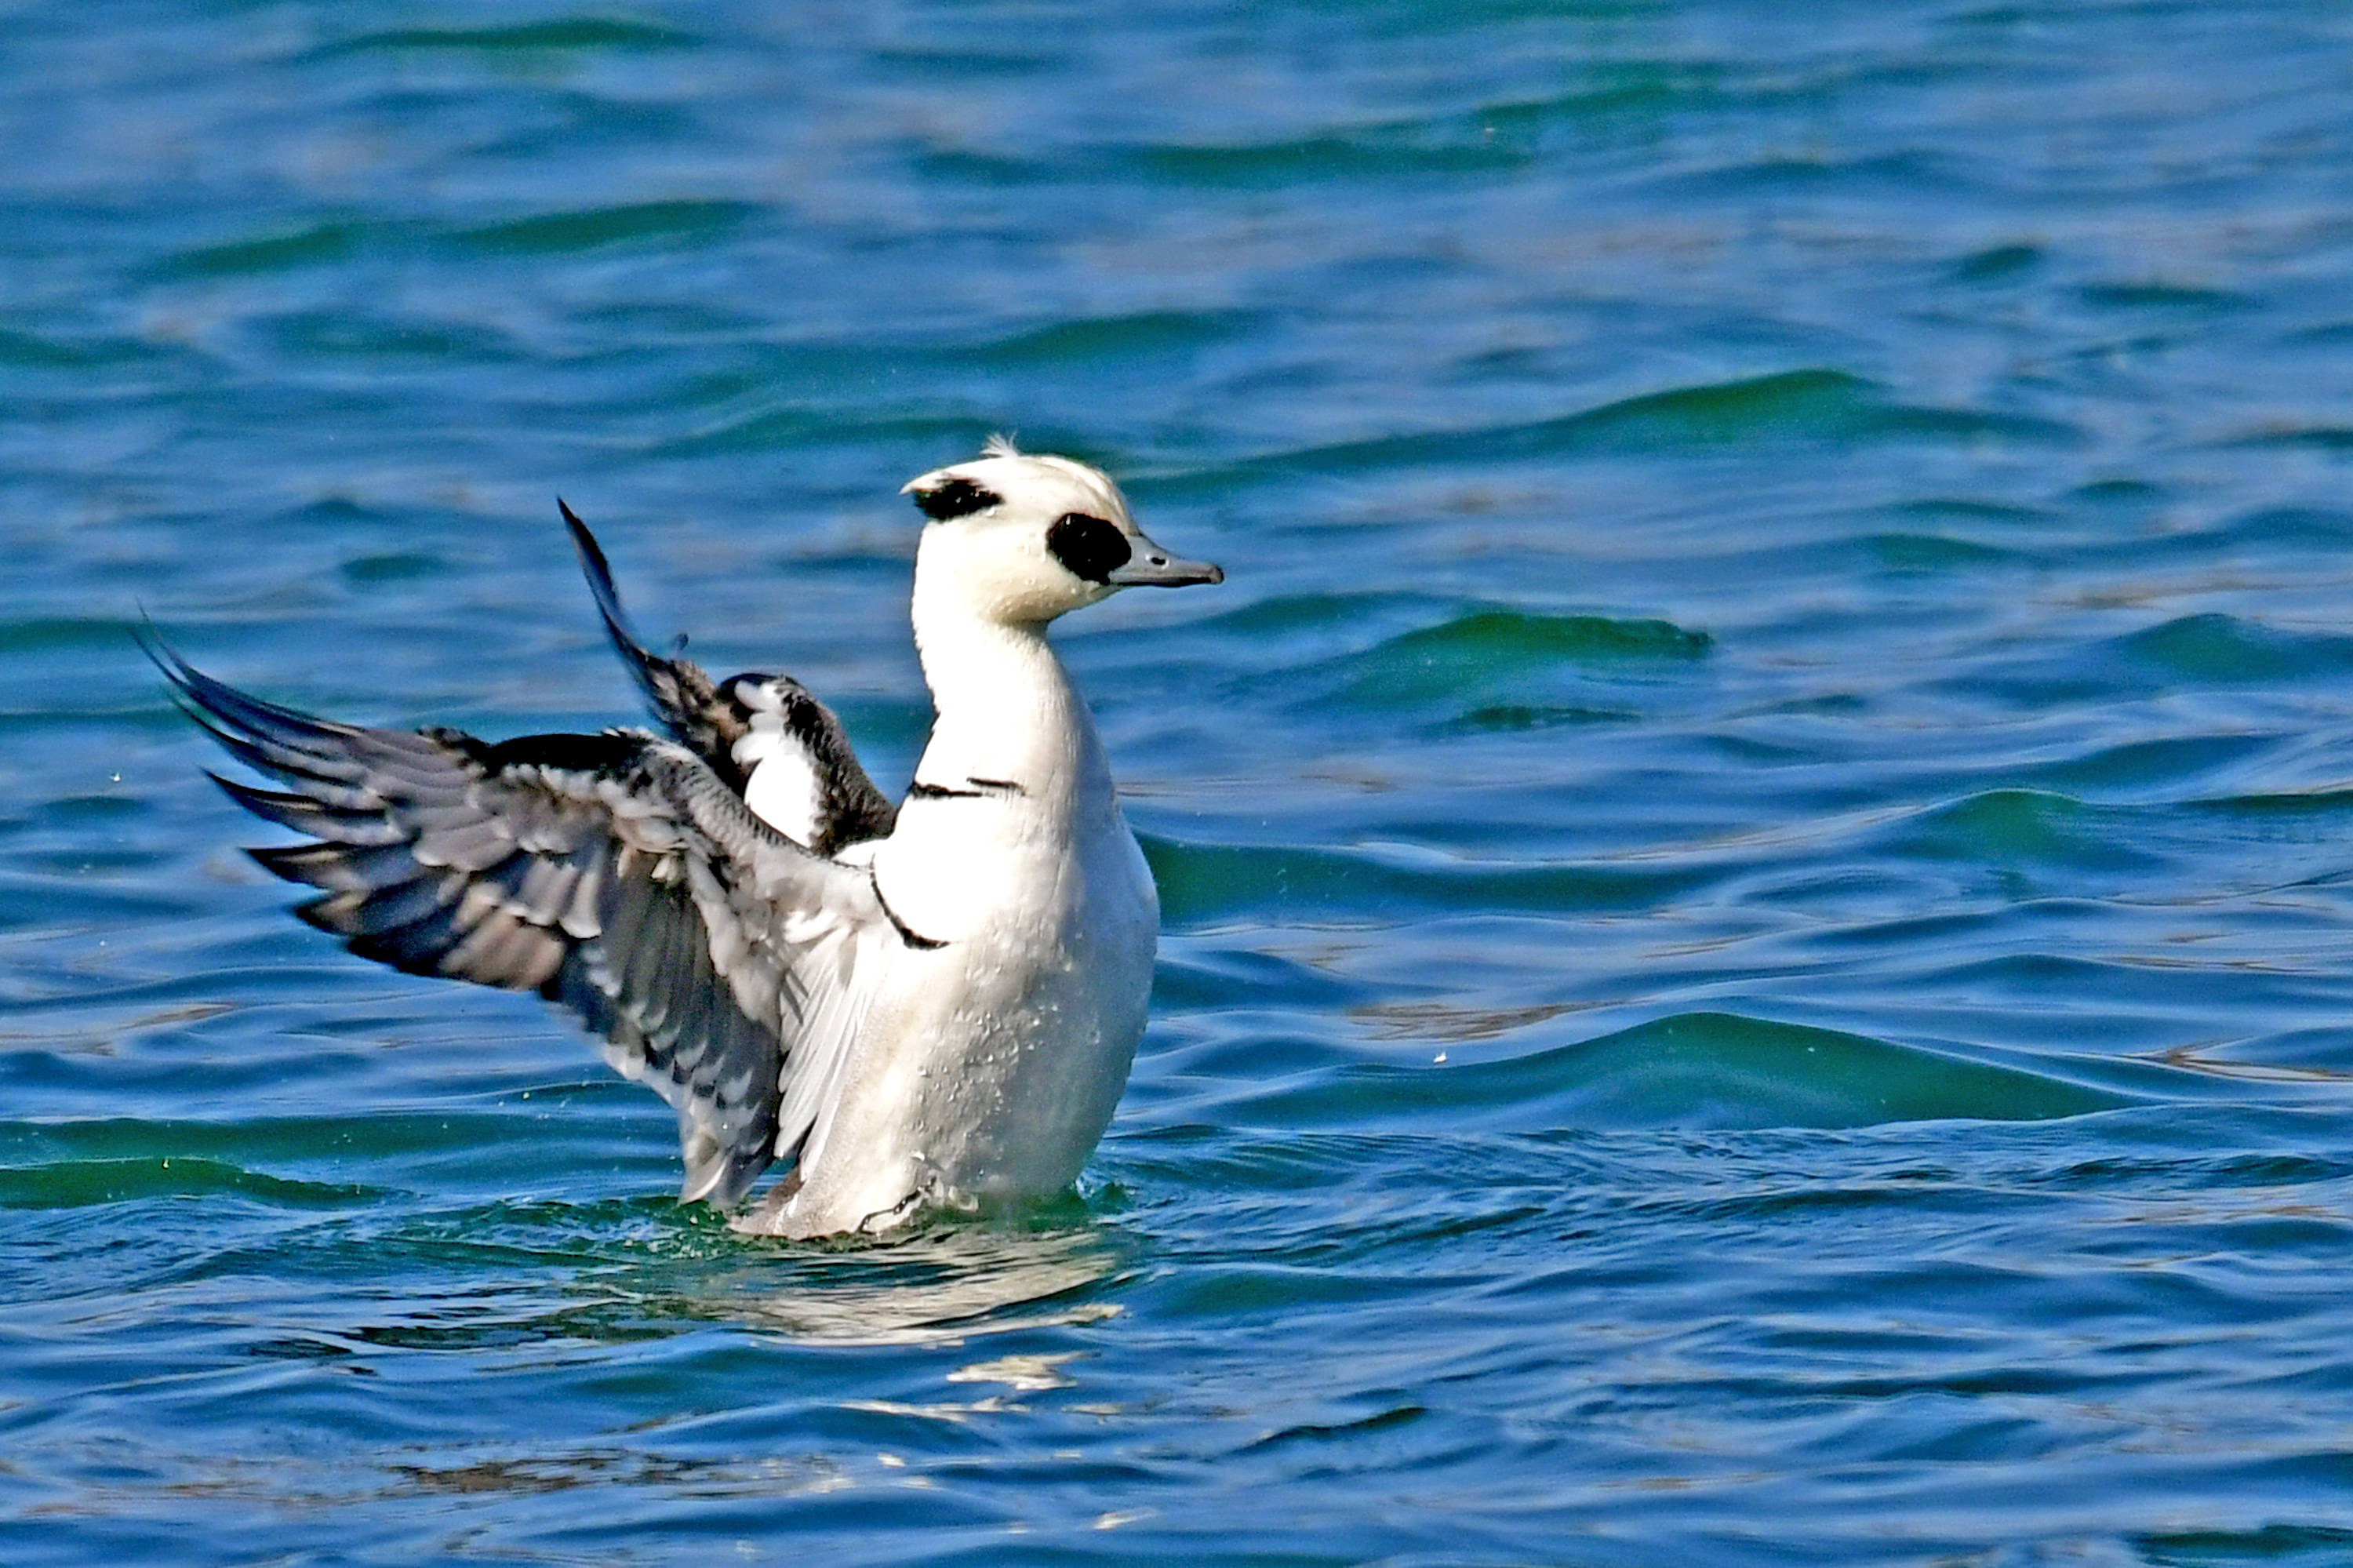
[9, 2, 2353, 1562]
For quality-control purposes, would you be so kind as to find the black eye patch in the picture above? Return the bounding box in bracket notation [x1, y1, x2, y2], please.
[911, 477, 1003, 521]
[1046, 512, 1133, 584]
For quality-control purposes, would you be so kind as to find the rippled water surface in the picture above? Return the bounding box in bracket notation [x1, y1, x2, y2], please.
[9, 2, 2353, 1563]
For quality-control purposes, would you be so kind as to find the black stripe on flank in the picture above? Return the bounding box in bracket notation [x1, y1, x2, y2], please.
[908, 777, 1027, 800]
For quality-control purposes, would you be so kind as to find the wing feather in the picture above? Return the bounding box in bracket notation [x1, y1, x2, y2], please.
[152, 638, 896, 1206]
[558, 501, 896, 854]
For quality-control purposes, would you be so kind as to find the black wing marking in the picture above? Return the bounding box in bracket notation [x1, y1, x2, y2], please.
[724, 675, 898, 855]
[558, 500, 896, 854]
[150, 638, 892, 1207]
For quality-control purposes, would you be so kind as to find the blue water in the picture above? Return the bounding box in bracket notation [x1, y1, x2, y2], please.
[8, 2, 2353, 1563]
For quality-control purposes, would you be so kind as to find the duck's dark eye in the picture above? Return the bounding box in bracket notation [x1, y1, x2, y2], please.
[911, 477, 1003, 521]
[1046, 512, 1132, 584]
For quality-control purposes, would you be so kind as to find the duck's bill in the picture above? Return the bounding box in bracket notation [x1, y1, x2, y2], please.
[1108, 544, 1224, 588]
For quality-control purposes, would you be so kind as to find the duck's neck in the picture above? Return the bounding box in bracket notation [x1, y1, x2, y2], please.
[910, 597, 1106, 806]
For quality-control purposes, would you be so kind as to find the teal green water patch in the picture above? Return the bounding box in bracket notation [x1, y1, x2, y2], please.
[1465, 67, 1728, 150]
[0, 1112, 540, 1169]
[1439, 703, 1638, 733]
[962, 309, 1260, 367]
[1247, 1012, 2131, 1133]
[2206, 505, 2353, 544]
[2071, 476, 2169, 510]
[2079, 282, 2254, 314]
[2224, 425, 2353, 451]
[1385, 369, 1875, 465]
[0, 327, 165, 369]
[1377, 609, 1711, 665]
[656, 406, 994, 458]
[2019, 733, 2276, 796]
[828, 696, 935, 757]
[1140, 836, 1712, 928]
[875, 43, 1059, 79]
[153, 221, 369, 279]
[2115, 613, 2353, 686]
[910, 147, 1054, 188]
[1866, 401, 2082, 446]
[0, 616, 136, 654]
[1950, 243, 2043, 282]
[2193, 785, 2353, 822]
[1861, 532, 2021, 573]
[0, 327, 91, 369]
[263, 311, 515, 365]
[2136, 1525, 2353, 1568]
[1123, 132, 1529, 187]
[1241, 369, 2082, 478]
[449, 202, 758, 256]
[310, 20, 701, 58]
[1889, 497, 2057, 527]
[27, 792, 143, 828]
[1332, 609, 1710, 710]
[340, 553, 449, 585]
[285, 496, 386, 526]
[1118, 66, 1730, 189]
[2172, 783, 2353, 860]
[0, 1155, 376, 1210]
[1892, 789, 2156, 873]
[1188, 592, 1454, 646]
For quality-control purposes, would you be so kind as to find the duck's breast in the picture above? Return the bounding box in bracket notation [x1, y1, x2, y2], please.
[765, 796, 1156, 1235]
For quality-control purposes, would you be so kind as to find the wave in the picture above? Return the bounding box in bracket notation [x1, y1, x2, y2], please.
[0, 1154, 373, 1210]
[306, 20, 700, 59]
[1231, 1011, 2134, 1134]
[1208, 369, 2083, 481]
[1140, 836, 1717, 926]
[448, 201, 758, 256]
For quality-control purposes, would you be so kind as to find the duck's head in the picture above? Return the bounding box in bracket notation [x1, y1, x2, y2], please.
[902, 437, 1223, 628]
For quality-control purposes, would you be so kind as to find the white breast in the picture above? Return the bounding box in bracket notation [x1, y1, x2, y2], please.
[742, 798, 1158, 1237]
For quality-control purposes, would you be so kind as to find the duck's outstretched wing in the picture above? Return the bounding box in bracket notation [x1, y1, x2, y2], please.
[558, 500, 896, 855]
[152, 641, 907, 1206]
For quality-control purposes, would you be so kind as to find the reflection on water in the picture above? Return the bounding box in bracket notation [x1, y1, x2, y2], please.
[700, 1218, 1129, 1348]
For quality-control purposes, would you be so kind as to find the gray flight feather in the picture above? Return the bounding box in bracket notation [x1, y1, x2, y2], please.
[147, 633, 892, 1206]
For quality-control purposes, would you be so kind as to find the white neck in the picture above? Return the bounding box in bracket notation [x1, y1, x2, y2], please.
[908, 589, 1108, 807]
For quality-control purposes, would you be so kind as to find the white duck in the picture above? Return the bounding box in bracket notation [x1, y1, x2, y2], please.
[158, 438, 1222, 1237]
